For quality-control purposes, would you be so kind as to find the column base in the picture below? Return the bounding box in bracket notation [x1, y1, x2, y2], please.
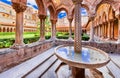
[39, 38, 45, 42]
[71, 67, 85, 78]
[68, 37, 73, 41]
[89, 39, 94, 42]
[11, 43, 25, 49]
[116, 40, 120, 44]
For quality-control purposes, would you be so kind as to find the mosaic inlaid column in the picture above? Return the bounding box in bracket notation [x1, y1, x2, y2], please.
[11, 2, 27, 48]
[72, 0, 82, 53]
[38, 15, 46, 41]
[89, 17, 95, 42]
[51, 19, 57, 40]
[68, 18, 73, 40]
[117, 15, 120, 43]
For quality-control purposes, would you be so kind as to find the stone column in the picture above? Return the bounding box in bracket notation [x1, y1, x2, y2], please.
[51, 19, 57, 40]
[38, 15, 46, 41]
[89, 17, 95, 42]
[102, 24, 105, 38]
[107, 22, 111, 40]
[98, 25, 101, 37]
[72, 0, 83, 53]
[68, 18, 73, 40]
[117, 15, 120, 43]
[111, 20, 114, 39]
[11, 2, 27, 48]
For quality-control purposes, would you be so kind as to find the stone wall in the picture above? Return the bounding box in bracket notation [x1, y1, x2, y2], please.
[0, 40, 54, 73]
[55, 40, 119, 53]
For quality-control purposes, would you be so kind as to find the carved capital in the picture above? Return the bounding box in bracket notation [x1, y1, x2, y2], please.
[50, 19, 57, 24]
[116, 14, 120, 20]
[72, 0, 83, 4]
[38, 15, 46, 20]
[12, 2, 27, 13]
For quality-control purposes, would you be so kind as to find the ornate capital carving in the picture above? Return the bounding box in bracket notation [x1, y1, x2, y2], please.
[38, 15, 46, 20]
[12, 2, 27, 13]
[50, 19, 57, 24]
[72, 0, 83, 4]
[116, 14, 120, 20]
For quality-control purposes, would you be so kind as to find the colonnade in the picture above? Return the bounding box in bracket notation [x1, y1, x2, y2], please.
[90, 15, 120, 43]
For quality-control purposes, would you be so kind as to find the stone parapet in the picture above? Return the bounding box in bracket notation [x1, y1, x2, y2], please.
[55, 40, 120, 53]
[0, 40, 54, 73]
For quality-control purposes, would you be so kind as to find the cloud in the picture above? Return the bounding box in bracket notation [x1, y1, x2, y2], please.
[27, 0, 37, 6]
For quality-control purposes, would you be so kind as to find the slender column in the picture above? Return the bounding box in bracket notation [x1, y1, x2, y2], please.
[117, 15, 120, 43]
[107, 22, 111, 39]
[11, 2, 27, 48]
[98, 25, 101, 37]
[102, 23, 105, 38]
[68, 18, 73, 40]
[51, 19, 57, 40]
[105, 22, 107, 38]
[73, 0, 82, 53]
[89, 17, 95, 42]
[38, 15, 46, 41]
[111, 20, 114, 39]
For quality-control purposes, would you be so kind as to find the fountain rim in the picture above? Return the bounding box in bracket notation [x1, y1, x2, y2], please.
[55, 45, 111, 69]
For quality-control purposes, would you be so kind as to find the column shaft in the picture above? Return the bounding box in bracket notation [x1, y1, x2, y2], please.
[11, 2, 27, 48]
[51, 19, 57, 40]
[68, 18, 73, 40]
[74, 1, 82, 53]
[117, 16, 120, 43]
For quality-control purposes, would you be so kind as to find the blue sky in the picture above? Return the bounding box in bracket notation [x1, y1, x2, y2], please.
[0, 0, 87, 19]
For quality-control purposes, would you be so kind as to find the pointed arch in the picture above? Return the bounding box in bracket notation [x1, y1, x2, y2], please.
[35, 0, 47, 15]
[47, 3, 56, 19]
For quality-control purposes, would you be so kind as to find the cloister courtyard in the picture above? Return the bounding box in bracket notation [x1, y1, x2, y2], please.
[0, 0, 120, 78]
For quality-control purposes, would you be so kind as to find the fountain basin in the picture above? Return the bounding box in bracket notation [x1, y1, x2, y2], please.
[55, 45, 110, 69]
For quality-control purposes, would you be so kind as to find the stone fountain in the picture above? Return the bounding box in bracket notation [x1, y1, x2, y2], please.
[55, 0, 110, 78]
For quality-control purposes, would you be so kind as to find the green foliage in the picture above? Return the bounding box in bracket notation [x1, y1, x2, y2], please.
[82, 33, 90, 41]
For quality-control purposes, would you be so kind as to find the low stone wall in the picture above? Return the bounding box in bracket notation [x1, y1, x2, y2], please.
[0, 40, 54, 73]
[55, 40, 119, 53]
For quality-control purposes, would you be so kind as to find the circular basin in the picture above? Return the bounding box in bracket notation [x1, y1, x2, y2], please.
[55, 45, 110, 69]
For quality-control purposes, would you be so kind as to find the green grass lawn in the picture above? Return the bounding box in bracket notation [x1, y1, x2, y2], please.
[0, 32, 40, 39]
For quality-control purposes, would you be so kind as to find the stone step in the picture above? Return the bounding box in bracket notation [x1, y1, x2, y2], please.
[41, 60, 62, 78]
[0, 48, 55, 78]
[107, 61, 120, 78]
[25, 55, 57, 78]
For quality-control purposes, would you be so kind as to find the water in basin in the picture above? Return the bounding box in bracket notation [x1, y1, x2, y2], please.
[57, 46, 108, 64]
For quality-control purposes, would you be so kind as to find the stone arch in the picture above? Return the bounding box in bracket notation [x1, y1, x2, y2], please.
[56, 5, 69, 16]
[7, 28, 9, 32]
[95, 0, 116, 14]
[108, 6, 115, 20]
[98, 16, 102, 24]
[3, 27, 5, 32]
[36, 0, 47, 15]
[70, 4, 89, 18]
[10, 28, 12, 32]
[47, 3, 56, 19]
[102, 12, 107, 23]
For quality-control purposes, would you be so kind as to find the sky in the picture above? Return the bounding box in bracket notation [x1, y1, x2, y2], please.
[0, 0, 88, 19]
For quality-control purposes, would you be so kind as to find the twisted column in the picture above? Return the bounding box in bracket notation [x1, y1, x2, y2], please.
[38, 15, 46, 41]
[51, 19, 57, 40]
[73, 0, 82, 53]
[11, 2, 27, 49]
